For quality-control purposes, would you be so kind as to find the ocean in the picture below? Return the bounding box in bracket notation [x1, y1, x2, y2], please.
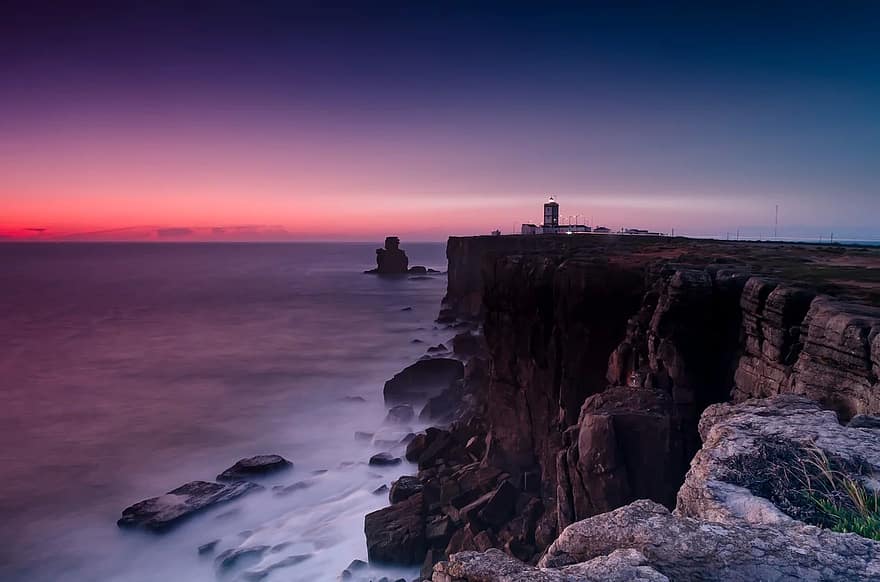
[0, 242, 449, 582]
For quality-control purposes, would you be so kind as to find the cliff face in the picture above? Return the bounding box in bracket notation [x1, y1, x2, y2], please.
[366, 236, 880, 578]
[733, 279, 880, 419]
[443, 235, 880, 547]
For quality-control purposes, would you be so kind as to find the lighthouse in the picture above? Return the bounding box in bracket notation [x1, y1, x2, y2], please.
[543, 196, 559, 227]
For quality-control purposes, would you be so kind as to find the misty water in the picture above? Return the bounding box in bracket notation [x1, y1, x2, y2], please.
[0, 242, 449, 582]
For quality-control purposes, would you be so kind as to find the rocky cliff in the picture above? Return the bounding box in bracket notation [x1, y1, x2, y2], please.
[368, 235, 880, 580]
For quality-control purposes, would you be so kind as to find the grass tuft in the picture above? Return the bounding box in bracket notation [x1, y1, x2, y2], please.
[799, 447, 880, 541]
[722, 439, 880, 541]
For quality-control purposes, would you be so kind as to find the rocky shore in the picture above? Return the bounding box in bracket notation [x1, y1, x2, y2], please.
[367, 235, 880, 581]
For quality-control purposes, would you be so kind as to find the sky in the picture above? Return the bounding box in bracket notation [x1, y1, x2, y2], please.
[1, 0, 879, 241]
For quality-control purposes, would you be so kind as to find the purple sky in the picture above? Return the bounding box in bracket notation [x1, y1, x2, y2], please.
[2, 1, 879, 241]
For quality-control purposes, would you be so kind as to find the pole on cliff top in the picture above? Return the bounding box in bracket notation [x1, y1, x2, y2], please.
[775, 204, 779, 239]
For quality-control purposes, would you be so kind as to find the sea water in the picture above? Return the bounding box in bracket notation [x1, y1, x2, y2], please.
[0, 242, 449, 581]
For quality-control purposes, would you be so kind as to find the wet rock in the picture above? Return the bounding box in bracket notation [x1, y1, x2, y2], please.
[427, 344, 447, 354]
[390, 476, 423, 503]
[373, 484, 390, 495]
[217, 455, 292, 482]
[118, 480, 262, 531]
[364, 493, 426, 565]
[385, 404, 415, 424]
[409, 266, 428, 275]
[342, 395, 367, 403]
[383, 358, 464, 405]
[369, 453, 402, 467]
[355, 431, 375, 442]
[401, 306, 414, 311]
[539, 499, 880, 581]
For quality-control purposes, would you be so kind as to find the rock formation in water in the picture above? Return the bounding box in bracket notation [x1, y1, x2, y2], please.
[366, 236, 409, 275]
[365, 235, 880, 580]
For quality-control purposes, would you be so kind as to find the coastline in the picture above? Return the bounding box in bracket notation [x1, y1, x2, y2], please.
[366, 234, 880, 581]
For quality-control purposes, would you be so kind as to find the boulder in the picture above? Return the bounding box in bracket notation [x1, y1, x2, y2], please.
[539, 499, 880, 581]
[433, 547, 668, 582]
[369, 453, 402, 467]
[364, 493, 427, 565]
[118, 480, 262, 531]
[390, 476, 424, 503]
[384, 358, 464, 405]
[217, 455, 292, 482]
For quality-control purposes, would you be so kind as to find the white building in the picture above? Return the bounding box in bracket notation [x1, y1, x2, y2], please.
[521, 196, 591, 235]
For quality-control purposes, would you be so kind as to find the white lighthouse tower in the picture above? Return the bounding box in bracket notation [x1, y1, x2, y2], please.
[543, 196, 559, 228]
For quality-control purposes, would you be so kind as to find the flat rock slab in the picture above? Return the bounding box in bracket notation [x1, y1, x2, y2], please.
[434, 548, 667, 582]
[217, 454, 292, 482]
[118, 480, 262, 531]
[539, 499, 880, 581]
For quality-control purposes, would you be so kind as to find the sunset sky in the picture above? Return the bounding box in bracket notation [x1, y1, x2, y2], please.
[2, 1, 879, 241]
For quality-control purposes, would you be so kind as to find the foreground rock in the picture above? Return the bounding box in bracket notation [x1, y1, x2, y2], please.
[539, 499, 880, 581]
[434, 547, 667, 582]
[217, 454, 293, 482]
[118, 480, 262, 531]
[384, 358, 464, 405]
[677, 395, 880, 526]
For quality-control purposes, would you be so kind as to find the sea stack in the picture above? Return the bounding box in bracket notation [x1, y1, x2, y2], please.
[370, 236, 409, 275]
